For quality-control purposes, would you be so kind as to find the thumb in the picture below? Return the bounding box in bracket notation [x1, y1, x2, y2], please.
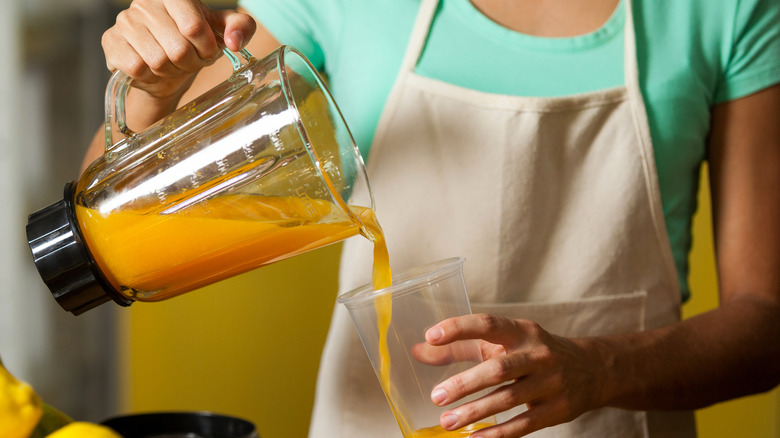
[202, 7, 257, 51]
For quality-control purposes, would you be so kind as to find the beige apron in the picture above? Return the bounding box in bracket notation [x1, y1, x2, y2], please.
[309, 0, 697, 436]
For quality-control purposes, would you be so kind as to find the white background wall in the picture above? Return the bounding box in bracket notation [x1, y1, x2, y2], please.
[0, 0, 122, 422]
[0, 0, 27, 380]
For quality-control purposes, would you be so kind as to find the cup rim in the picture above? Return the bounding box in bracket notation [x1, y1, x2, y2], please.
[337, 257, 466, 305]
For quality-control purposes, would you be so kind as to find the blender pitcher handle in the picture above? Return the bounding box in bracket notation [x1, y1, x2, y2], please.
[103, 46, 255, 152]
[104, 70, 134, 151]
[213, 30, 255, 69]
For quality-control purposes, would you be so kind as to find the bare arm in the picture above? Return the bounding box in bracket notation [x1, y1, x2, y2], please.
[423, 85, 780, 437]
[598, 84, 780, 409]
[82, 0, 280, 171]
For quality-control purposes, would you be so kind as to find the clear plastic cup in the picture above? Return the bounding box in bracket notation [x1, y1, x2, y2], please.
[338, 258, 495, 437]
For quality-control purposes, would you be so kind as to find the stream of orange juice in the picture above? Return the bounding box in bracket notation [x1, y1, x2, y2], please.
[354, 208, 401, 429]
[359, 210, 491, 438]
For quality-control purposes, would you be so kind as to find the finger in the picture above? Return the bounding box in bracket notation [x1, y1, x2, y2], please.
[480, 340, 508, 360]
[102, 34, 158, 83]
[436, 374, 560, 431]
[205, 8, 257, 51]
[145, 12, 211, 73]
[431, 353, 533, 406]
[413, 339, 486, 366]
[411, 342, 456, 366]
[438, 381, 525, 431]
[111, 7, 185, 79]
[473, 399, 574, 438]
[134, 26, 189, 78]
[427, 314, 531, 347]
[165, 0, 221, 59]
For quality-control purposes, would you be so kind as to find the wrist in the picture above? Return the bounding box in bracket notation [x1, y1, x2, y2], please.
[123, 88, 182, 132]
[576, 336, 631, 410]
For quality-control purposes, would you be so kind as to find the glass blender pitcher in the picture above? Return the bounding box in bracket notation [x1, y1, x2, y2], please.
[26, 46, 372, 315]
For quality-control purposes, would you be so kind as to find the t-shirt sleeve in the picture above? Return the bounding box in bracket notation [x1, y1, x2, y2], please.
[714, 0, 780, 102]
[238, 0, 333, 70]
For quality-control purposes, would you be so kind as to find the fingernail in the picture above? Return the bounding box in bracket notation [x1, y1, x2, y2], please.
[441, 412, 458, 429]
[427, 327, 444, 343]
[229, 30, 244, 49]
[431, 387, 447, 404]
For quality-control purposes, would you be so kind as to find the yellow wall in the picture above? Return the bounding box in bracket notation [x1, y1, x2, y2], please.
[118, 245, 341, 438]
[119, 165, 778, 437]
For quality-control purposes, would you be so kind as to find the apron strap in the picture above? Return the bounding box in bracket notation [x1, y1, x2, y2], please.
[399, 0, 440, 74]
[623, 0, 683, 302]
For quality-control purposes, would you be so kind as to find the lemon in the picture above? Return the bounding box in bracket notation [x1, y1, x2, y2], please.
[45, 422, 123, 438]
[1, 356, 118, 438]
[0, 358, 44, 438]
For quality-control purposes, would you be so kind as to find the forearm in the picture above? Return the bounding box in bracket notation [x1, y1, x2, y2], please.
[424, 289, 779, 436]
[596, 85, 780, 413]
[124, 87, 184, 132]
[592, 295, 780, 411]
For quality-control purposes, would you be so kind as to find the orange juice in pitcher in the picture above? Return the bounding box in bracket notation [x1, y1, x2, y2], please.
[74, 195, 367, 302]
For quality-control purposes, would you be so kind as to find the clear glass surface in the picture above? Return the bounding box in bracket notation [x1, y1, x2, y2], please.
[74, 46, 372, 302]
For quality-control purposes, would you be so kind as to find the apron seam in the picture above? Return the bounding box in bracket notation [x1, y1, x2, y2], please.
[406, 74, 630, 112]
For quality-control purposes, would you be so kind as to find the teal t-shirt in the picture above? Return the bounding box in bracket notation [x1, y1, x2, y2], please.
[240, 0, 780, 301]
